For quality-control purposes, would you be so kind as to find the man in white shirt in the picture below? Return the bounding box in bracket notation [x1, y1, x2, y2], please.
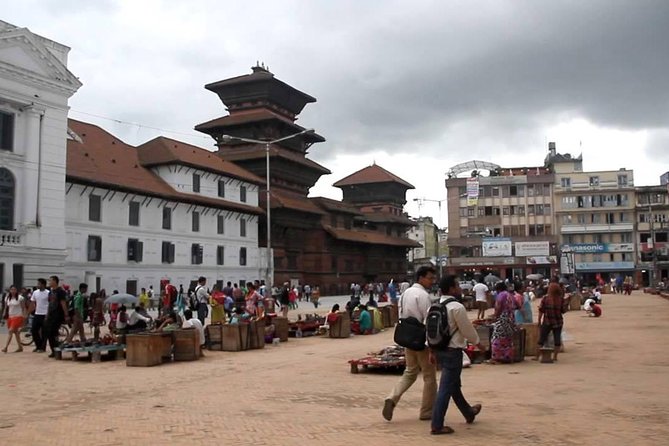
[183, 309, 205, 348]
[383, 266, 437, 422]
[29, 278, 50, 353]
[429, 275, 484, 435]
[472, 278, 490, 320]
[128, 302, 152, 331]
[195, 276, 210, 325]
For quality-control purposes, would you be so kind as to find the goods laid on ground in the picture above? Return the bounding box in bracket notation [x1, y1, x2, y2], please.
[126, 332, 173, 367]
[289, 314, 325, 337]
[55, 343, 125, 363]
[329, 311, 351, 338]
[349, 345, 406, 374]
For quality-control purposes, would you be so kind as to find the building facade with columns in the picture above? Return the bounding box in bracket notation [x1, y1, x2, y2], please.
[0, 20, 81, 289]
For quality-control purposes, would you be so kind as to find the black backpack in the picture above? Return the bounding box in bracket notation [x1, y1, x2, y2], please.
[425, 298, 457, 350]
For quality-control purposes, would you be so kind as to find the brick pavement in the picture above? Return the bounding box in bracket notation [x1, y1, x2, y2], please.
[1, 291, 668, 445]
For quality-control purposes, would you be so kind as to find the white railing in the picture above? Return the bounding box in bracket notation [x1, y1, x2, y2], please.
[0, 230, 24, 246]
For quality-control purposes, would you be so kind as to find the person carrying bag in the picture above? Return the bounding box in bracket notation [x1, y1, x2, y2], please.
[383, 266, 438, 422]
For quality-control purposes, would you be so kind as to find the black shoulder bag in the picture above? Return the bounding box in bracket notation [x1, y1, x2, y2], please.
[393, 292, 426, 351]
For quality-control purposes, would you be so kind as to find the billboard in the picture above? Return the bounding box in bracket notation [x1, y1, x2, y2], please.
[466, 177, 479, 206]
[526, 256, 557, 265]
[515, 241, 550, 257]
[482, 238, 512, 257]
[561, 243, 634, 253]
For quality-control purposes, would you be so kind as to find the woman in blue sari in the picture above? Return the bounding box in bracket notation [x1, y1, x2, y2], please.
[513, 282, 533, 324]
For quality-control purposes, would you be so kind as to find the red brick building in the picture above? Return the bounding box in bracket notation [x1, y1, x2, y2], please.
[196, 66, 418, 294]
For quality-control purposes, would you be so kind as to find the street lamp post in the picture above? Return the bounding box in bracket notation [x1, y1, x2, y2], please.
[219, 129, 315, 292]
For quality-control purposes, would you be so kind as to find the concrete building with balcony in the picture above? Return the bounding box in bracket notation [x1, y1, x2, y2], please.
[0, 21, 81, 289]
[445, 161, 559, 281]
[548, 143, 636, 282]
[635, 185, 669, 286]
[407, 216, 438, 269]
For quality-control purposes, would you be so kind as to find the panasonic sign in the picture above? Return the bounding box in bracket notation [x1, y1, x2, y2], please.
[561, 244, 606, 253]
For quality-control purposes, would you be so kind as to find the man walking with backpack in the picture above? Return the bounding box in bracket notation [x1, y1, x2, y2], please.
[428, 275, 485, 435]
[382, 266, 437, 422]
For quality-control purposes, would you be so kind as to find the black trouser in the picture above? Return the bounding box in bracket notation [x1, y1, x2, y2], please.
[44, 318, 63, 353]
[197, 302, 208, 325]
[538, 324, 563, 347]
[127, 320, 147, 331]
[32, 314, 46, 350]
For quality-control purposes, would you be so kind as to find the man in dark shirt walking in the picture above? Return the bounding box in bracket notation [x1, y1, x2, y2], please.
[45, 275, 69, 357]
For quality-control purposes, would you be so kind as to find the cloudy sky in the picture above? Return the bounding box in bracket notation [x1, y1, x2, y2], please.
[5, 0, 669, 227]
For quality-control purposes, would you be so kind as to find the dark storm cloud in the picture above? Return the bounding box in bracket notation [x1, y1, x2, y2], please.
[292, 0, 669, 161]
[4, 0, 669, 168]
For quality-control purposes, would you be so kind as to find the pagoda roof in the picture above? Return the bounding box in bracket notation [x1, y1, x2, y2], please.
[323, 225, 421, 248]
[221, 146, 331, 175]
[204, 66, 316, 116]
[194, 109, 325, 143]
[333, 163, 414, 189]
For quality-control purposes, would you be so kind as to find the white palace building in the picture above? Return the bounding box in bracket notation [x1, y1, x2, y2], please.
[0, 20, 264, 294]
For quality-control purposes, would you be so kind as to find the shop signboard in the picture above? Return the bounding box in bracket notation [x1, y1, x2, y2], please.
[575, 261, 635, 271]
[466, 177, 479, 206]
[515, 241, 550, 257]
[561, 243, 634, 253]
[526, 256, 557, 265]
[482, 238, 512, 257]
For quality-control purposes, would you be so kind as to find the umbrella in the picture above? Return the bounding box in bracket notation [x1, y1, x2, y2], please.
[459, 282, 474, 291]
[484, 274, 501, 284]
[526, 273, 543, 281]
[104, 293, 138, 306]
[559, 277, 569, 285]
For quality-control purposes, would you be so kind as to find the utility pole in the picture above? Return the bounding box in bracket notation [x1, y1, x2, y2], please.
[649, 203, 658, 288]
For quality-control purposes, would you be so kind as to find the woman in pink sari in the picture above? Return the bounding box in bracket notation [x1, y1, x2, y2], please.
[489, 282, 519, 364]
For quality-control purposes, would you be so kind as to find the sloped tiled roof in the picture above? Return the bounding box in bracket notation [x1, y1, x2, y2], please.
[194, 109, 326, 143]
[137, 136, 264, 185]
[222, 146, 331, 174]
[195, 109, 293, 130]
[357, 213, 415, 226]
[66, 119, 264, 216]
[323, 225, 421, 248]
[333, 164, 414, 189]
[262, 190, 326, 215]
[310, 197, 362, 215]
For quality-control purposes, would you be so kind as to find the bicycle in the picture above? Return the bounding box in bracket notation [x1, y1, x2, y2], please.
[19, 314, 70, 347]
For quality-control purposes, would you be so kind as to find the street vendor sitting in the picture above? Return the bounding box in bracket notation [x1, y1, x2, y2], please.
[358, 304, 373, 335]
[156, 311, 179, 332]
[127, 302, 152, 331]
[264, 314, 276, 343]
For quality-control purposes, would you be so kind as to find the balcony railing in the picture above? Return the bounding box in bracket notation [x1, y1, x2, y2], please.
[0, 230, 24, 246]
